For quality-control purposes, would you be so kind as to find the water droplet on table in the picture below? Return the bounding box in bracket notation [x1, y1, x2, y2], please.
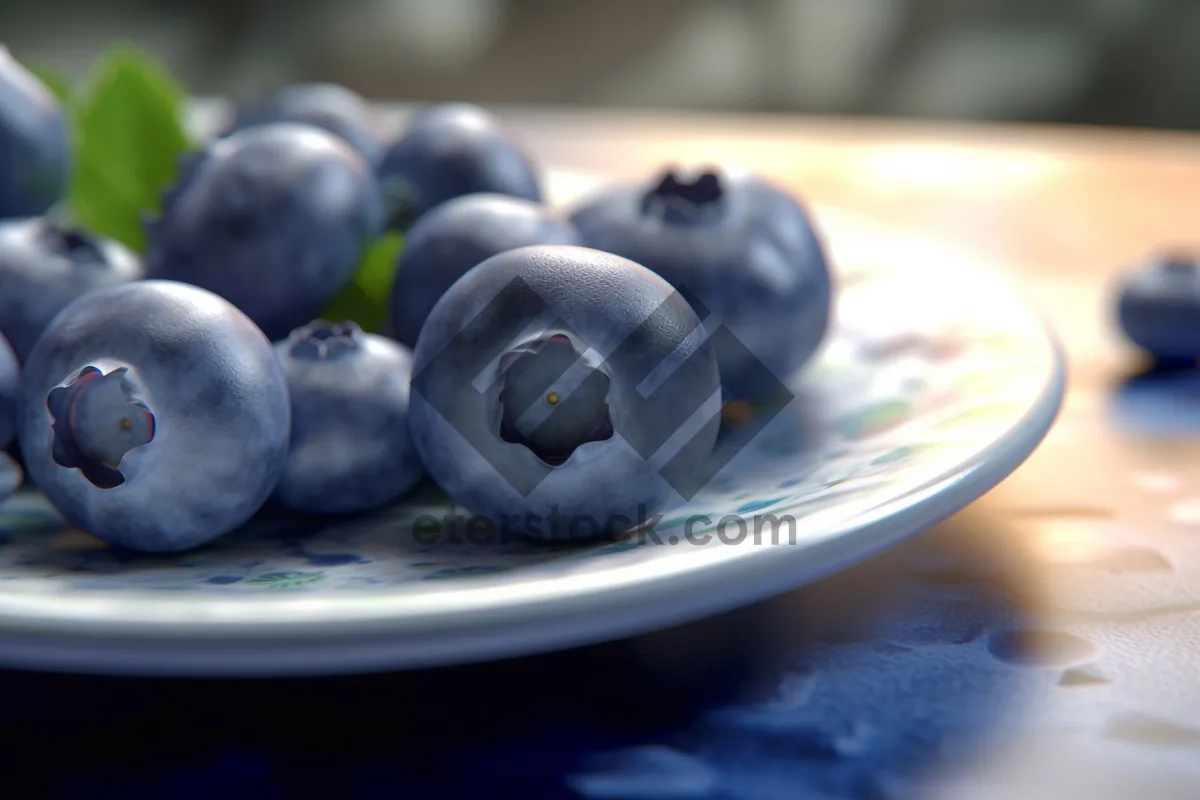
[1131, 472, 1181, 493]
[1167, 498, 1200, 525]
[1058, 666, 1111, 686]
[1102, 715, 1200, 747]
[1046, 546, 1172, 573]
[987, 630, 1097, 667]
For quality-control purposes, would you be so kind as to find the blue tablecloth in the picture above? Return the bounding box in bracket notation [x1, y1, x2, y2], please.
[4, 508, 1036, 799]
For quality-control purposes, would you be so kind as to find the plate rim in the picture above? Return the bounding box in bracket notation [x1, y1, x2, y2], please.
[0, 182, 1067, 674]
[0, 345, 1063, 675]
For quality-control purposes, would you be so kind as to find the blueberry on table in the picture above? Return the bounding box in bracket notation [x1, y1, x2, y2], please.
[17, 280, 291, 553]
[222, 82, 386, 167]
[0, 46, 70, 220]
[1115, 253, 1200, 365]
[273, 319, 423, 515]
[409, 245, 721, 541]
[0, 330, 17, 450]
[144, 123, 384, 341]
[389, 193, 579, 348]
[570, 167, 833, 400]
[0, 218, 144, 364]
[377, 103, 542, 230]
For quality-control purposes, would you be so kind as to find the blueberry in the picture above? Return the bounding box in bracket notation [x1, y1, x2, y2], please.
[388, 193, 579, 348]
[222, 83, 386, 167]
[0, 329, 17, 450]
[273, 319, 423, 515]
[0, 46, 70, 220]
[377, 103, 541, 230]
[409, 245, 721, 540]
[145, 123, 384, 341]
[0, 218, 144, 364]
[1116, 253, 1200, 365]
[18, 280, 291, 553]
[570, 167, 833, 399]
[0, 450, 19, 503]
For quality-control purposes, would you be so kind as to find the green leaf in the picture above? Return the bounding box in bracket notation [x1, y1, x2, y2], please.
[319, 282, 382, 333]
[319, 233, 405, 332]
[67, 46, 191, 252]
[22, 62, 73, 104]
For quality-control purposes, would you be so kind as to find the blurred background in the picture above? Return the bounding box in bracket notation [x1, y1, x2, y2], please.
[4, 0, 1198, 129]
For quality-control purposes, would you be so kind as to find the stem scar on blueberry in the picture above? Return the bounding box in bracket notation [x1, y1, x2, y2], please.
[640, 166, 726, 225]
[285, 319, 363, 361]
[46, 366, 156, 489]
[36, 219, 105, 264]
[497, 333, 614, 466]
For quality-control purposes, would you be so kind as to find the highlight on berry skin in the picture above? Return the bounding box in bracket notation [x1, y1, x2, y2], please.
[46, 365, 156, 489]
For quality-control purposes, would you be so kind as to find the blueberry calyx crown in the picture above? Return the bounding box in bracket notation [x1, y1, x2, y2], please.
[1156, 253, 1199, 275]
[46, 365, 156, 489]
[497, 333, 614, 466]
[287, 319, 363, 361]
[640, 168, 725, 225]
[36, 219, 105, 265]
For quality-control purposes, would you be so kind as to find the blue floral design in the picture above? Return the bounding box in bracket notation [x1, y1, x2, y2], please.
[423, 565, 511, 580]
[737, 498, 784, 514]
[246, 571, 326, 589]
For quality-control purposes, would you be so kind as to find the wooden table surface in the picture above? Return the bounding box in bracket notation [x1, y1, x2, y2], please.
[506, 109, 1200, 799]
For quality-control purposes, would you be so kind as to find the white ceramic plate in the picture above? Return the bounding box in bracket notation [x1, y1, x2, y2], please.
[0, 168, 1064, 676]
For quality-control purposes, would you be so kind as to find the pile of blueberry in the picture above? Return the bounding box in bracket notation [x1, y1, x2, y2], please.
[0, 53, 833, 554]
